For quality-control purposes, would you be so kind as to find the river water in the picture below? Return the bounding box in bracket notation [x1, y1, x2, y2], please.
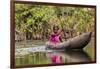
[15, 39, 95, 66]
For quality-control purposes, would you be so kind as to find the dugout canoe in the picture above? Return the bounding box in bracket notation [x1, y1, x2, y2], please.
[46, 32, 92, 49]
[15, 32, 92, 55]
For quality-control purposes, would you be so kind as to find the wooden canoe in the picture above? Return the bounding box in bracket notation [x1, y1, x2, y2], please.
[46, 32, 92, 49]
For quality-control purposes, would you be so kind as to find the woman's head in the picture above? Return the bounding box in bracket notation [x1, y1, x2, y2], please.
[53, 26, 59, 33]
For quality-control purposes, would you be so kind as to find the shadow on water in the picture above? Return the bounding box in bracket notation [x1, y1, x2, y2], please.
[16, 49, 92, 66]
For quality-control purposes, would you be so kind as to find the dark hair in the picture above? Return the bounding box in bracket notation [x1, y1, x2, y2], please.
[53, 26, 59, 30]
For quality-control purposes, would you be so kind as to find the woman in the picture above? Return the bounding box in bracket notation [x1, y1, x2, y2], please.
[46, 26, 63, 48]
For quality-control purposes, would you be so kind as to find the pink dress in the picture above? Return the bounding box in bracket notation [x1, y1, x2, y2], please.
[48, 33, 61, 46]
[47, 33, 62, 63]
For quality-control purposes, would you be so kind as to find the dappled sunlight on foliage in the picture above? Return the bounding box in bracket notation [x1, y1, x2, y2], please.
[15, 4, 95, 41]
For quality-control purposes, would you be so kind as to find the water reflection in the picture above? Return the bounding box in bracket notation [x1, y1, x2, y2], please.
[16, 49, 91, 66]
[47, 49, 91, 64]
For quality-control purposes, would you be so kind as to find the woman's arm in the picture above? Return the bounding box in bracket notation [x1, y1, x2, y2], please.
[59, 36, 63, 42]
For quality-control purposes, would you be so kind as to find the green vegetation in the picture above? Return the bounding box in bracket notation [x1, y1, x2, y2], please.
[15, 4, 95, 40]
[15, 4, 95, 66]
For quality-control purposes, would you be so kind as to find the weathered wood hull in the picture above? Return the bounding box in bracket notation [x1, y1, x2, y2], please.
[47, 32, 92, 49]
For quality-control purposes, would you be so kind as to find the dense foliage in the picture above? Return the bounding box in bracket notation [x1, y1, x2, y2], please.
[15, 4, 95, 40]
